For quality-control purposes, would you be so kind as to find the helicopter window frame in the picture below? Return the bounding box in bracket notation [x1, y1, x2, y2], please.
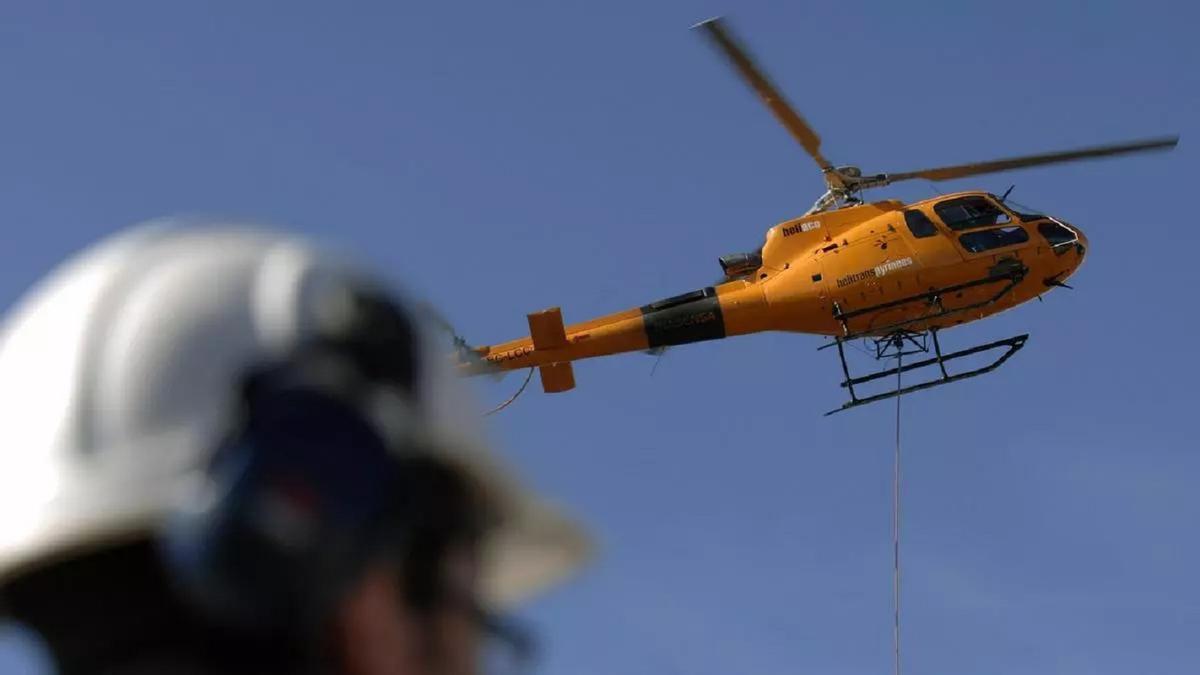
[957, 225, 1030, 254]
[933, 196, 1014, 232]
[902, 209, 939, 239]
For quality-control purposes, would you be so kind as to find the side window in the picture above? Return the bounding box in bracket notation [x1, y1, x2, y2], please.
[934, 196, 1012, 231]
[958, 226, 1029, 253]
[903, 210, 938, 238]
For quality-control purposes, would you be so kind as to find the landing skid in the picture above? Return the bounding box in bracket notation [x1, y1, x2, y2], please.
[825, 330, 1028, 415]
[822, 263, 1030, 414]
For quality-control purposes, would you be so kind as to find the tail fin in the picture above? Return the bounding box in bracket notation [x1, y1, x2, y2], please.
[527, 307, 576, 393]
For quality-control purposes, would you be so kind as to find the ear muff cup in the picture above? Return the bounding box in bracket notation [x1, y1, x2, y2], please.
[163, 376, 405, 634]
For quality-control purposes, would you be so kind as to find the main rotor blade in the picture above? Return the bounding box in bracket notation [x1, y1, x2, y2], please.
[885, 136, 1179, 183]
[694, 17, 832, 170]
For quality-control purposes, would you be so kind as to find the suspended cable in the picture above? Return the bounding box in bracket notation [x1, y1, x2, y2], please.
[892, 352, 903, 675]
[483, 367, 535, 416]
[650, 348, 667, 377]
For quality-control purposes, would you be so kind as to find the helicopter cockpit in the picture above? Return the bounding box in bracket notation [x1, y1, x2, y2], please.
[920, 193, 1085, 257]
[916, 193, 1027, 254]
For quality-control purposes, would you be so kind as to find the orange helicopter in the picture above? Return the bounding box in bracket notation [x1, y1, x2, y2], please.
[458, 17, 1178, 414]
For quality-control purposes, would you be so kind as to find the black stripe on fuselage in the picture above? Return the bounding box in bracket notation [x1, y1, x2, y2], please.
[640, 287, 726, 349]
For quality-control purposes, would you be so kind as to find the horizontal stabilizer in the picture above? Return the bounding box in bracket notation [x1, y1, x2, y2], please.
[539, 362, 576, 393]
[527, 307, 576, 392]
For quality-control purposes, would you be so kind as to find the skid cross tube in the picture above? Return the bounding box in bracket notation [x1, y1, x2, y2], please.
[825, 331, 1029, 415]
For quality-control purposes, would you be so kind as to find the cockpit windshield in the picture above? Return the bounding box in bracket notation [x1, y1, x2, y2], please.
[1038, 221, 1078, 251]
[933, 196, 1012, 231]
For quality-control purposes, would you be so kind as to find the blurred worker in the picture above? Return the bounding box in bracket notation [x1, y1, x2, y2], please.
[0, 222, 590, 674]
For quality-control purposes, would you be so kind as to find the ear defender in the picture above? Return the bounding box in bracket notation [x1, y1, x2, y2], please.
[161, 356, 409, 634]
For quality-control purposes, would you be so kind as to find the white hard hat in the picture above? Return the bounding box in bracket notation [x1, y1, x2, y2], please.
[0, 220, 590, 608]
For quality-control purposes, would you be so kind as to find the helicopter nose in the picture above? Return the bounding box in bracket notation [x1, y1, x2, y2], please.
[1073, 227, 1087, 259]
[1046, 217, 1087, 261]
[1041, 219, 1087, 289]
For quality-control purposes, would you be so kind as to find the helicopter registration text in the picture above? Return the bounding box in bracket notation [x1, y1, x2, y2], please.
[486, 345, 534, 363]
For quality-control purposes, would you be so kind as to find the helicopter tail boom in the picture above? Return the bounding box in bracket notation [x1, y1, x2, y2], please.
[467, 283, 775, 388]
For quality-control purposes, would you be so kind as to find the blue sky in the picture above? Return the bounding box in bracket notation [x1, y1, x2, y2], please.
[1, 2, 1197, 673]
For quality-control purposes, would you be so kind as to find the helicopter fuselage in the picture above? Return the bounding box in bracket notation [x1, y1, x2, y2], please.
[470, 190, 1087, 378]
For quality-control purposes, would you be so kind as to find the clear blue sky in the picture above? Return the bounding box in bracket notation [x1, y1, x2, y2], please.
[1, 2, 1197, 673]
